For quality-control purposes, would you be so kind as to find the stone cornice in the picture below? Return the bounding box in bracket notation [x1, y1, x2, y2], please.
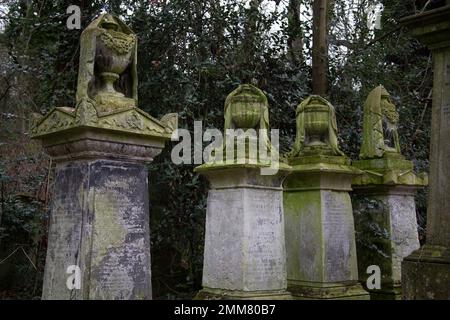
[400, 5, 450, 50]
[31, 106, 176, 140]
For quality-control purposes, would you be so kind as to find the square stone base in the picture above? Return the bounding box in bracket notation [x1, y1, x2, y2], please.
[366, 285, 402, 300]
[352, 186, 421, 300]
[42, 159, 152, 300]
[198, 167, 289, 296]
[402, 245, 450, 299]
[287, 281, 369, 300]
[196, 288, 292, 300]
[284, 165, 361, 293]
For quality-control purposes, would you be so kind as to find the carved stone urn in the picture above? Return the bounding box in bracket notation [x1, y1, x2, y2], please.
[303, 102, 330, 146]
[96, 16, 135, 99]
[229, 84, 263, 129]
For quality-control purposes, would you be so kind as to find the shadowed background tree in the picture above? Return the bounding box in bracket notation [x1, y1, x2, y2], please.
[312, 0, 327, 94]
[0, 0, 431, 299]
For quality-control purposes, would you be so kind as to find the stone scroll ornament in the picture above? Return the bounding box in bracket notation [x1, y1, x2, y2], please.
[30, 14, 177, 300]
[360, 85, 401, 159]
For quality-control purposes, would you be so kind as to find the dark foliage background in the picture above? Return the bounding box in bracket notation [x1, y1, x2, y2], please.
[0, 0, 431, 299]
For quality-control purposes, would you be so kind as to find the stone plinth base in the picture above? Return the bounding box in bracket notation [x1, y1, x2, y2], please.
[367, 285, 402, 300]
[196, 288, 291, 300]
[42, 159, 153, 300]
[352, 185, 421, 300]
[288, 281, 369, 300]
[284, 157, 369, 300]
[36, 126, 169, 300]
[402, 245, 450, 299]
[195, 166, 290, 299]
[352, 155, 426, 300]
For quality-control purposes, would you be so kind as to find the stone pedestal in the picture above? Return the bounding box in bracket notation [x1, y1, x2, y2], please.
[400, 5, 450, 300]
[352, 158, 426, 299]
[195, 166, 291, 300]
[31, 106, 174, 299]
[284, 156, 369, 299]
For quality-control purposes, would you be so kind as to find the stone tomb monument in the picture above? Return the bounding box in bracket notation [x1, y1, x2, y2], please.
[400, 3, 450, 299]
[195, 84, 291, 299]
[283, 96, 369, 299]
[31, 14, 177, 299]
[352, 85, 427, 299]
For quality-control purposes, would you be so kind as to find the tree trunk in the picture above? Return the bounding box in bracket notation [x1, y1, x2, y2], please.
[0, 181, 4, 248]
[287, 0, 303, 64]
[312, 0, 328, 95]
[241, 0, 262, 82]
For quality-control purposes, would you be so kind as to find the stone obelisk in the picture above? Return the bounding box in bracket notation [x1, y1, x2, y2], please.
[283, 96, 369, 299]
[195, 84, 291, 299]
[31, 14, 177, 300]
[399, 4, 450, 299]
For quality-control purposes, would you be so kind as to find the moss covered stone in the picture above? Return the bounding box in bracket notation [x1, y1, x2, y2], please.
[352, 86, 427, 300]
[195, 85, 292, 300]
[283, 96, 368, 300]
[399, 5, 450, 299]
[34, 14, 176, 300]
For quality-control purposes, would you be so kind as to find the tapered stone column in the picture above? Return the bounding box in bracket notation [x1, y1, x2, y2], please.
[34, 122, 172, 300]
[195, 84, 291, 299]
[196, 166, 291, 299]
[284, 96, 369, 299]
[31, 14, 177, 299]
[399, 4, 450, 300]
[352, 160, 427, 299]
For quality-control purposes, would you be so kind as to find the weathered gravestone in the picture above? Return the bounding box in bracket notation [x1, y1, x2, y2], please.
[195, 84, 291, 299]
[283, 96, 369, 299]
[400, 3, 450, 299]
[352, 85, 427, 300]
[31, 14, 177, 299]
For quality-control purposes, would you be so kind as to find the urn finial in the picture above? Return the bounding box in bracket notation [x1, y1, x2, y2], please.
[288, 95, 344, 158]
[360, 85, 402, 159]
[77, 13, 137, 114]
